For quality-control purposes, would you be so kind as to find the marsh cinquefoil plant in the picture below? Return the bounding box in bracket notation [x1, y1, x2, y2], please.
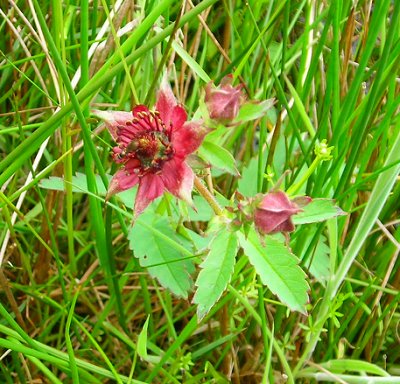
[2, 1, 400, 382]
[95, 77, 342, 319]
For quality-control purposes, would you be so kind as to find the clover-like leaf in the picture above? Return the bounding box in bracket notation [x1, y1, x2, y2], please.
[293, 199, 345, 225]
[238, 228, 309, 313]
[128, 211, 194, 298]
[199, 140, 239, 176]
[193, 230, 238, 320]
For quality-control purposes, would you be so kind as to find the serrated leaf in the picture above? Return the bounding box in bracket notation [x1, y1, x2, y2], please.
[193, 231, 238, 320]
[238, 228, 309, 313]
[199, 141, 239, 176]
[176, 225, 210, 254]
[293, 199, 345, 225]
[129, 212, 193, 298]
[234, 99, 275, 124]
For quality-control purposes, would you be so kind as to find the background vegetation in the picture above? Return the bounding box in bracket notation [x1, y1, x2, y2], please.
[1, 0, 400, 382]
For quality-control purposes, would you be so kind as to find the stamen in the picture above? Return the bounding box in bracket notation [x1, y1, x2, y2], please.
[133, 114, 153, 131]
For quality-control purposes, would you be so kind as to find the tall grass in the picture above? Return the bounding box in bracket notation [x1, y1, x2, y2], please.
[1, 0, 400, 382]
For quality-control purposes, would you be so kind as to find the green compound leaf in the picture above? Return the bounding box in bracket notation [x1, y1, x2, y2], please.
[234, 99, 275, 124]
[238, 228, 309, 313]
[293, 199, 345, 225]
[193, 230, 238, 321]
[199, 140, 239, 176]
[129, 212, 194, 298]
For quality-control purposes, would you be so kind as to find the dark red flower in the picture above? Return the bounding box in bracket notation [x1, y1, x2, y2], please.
[205, 75, 243, 121]
[253, 191, 303, 234]
[94, 80, 208, 217]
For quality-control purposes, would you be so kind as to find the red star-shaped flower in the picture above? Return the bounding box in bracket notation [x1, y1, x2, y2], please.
[94, 80, 208, 217]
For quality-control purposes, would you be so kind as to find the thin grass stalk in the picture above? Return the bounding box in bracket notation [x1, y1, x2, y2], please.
[0, 338, 133, 383]
[26, 354, 64, 384]
[33, 181, 69, 301]
[146, 315, 199, 382]
[99, 0, 138, 104]
[52, 0, 76, 275]
[228, 284, 295, 384]
[30, 0, 126, 324]
[293, 100, 400, 376]
[257, 280, 271, 384]
[323, 0, 392, 196]
[0, 192, 54, 256]
[0, 0, 218, 187]
[65, 289, 80, 382]
[0, 311, 143, 383]
[334, 0, 398, 198]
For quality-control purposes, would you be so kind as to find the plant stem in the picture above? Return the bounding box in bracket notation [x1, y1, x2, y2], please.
[194, 175, 223, 215]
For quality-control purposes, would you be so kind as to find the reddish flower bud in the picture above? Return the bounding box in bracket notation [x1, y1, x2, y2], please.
[253, 191, 303, 235]
[205, 75, 243, 121]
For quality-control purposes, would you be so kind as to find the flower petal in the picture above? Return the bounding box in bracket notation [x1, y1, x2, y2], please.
[258, 191, 299, 213]
[171, 105, 187, 130]
[133, 105, 150, 117]
[254, 210, 294, 234]
[161, 158, 194, 205]
[155, 79, 178, 126]
[116, 106, 159, 146]
[106, 167, 139, 199]
[253, 191, 302, 234]
[172, 120, 209, 158]
[134, 173, 165, 216]
[116, 124, 138, 146]
[274, 219, 295, 233]
[92, 109, 133, 141]
[205, 75, 243, 121]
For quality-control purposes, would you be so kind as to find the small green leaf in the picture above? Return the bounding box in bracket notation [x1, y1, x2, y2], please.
[193, 230, 238, 320]
[238, 228, 309, 313]
[129, 212, 194, 298]
[199, 140, 239, 176]
[237, 157, 259, 197]
[137, 316, 150, 359]
[234, 99, 275, 124]
[188, 194, 230, 222]
[40, 173, 108, 193]
[293, 199, 345, 225]
[39, 173, 136, 208]
[296, 231, 330, 284]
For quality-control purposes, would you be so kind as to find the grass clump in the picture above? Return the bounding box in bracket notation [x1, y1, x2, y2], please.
[1, 1, 400, 383]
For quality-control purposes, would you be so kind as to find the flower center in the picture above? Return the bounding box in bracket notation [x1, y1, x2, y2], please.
[115, 110, 174, 175]
[131, 130, 174, 172]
